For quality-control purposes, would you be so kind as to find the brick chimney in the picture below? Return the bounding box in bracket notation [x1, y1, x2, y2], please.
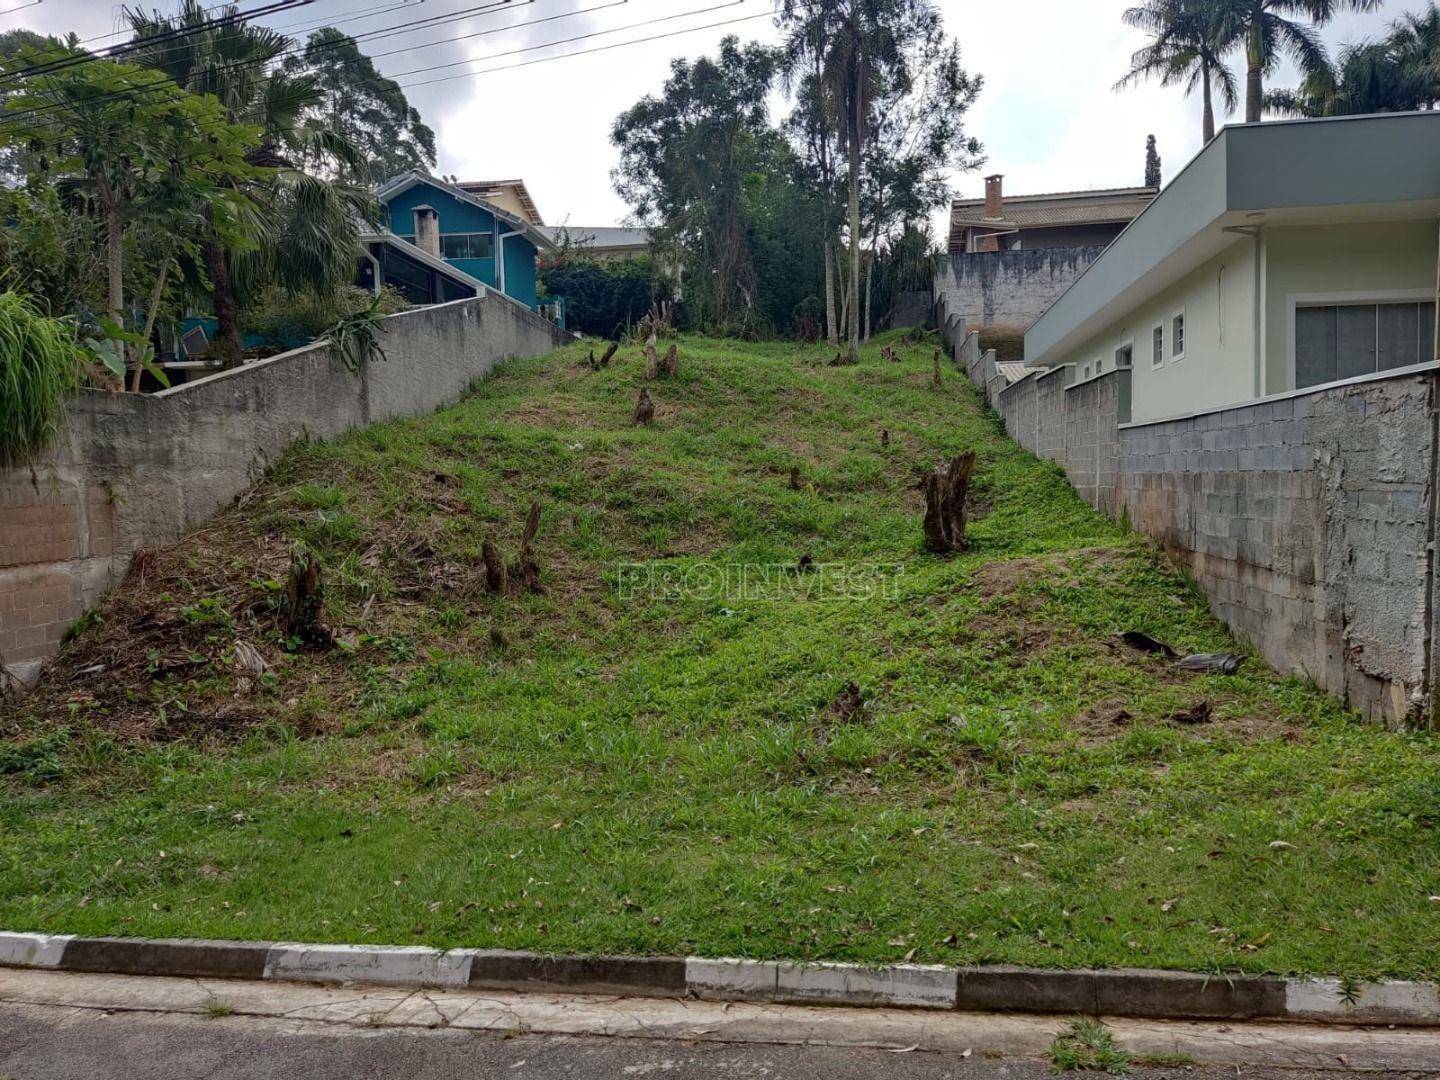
[412, 205, 441, 259]
[984, 174, 1004, 219]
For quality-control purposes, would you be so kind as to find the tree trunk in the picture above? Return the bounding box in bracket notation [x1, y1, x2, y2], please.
[824, 240, 838, 345]
[205, 230, 243, 369]
[1245, 22, 1263, 123]
[847, 87, 862, 365]
[863, 245, 874, 342]
[1202, 60, 1216, 143]
[921, 451, 977, 553]
[130, 257, 170, 393]
[104, 200, 125, 384]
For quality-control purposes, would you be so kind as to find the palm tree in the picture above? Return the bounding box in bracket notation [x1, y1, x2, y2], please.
[126, 1, 376, 364]
[1389, 3, 1440, 107]
[1266, 39, 1427, 115]
[1117, 0, 1240, 143]
[1210, 0, 1383, 124]
[779, 1, 916, 364]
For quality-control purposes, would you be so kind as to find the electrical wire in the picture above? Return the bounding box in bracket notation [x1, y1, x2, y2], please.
[0, 0, 43, 19]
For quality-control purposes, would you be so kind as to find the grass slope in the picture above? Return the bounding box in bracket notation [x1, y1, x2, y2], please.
[2, 332, 1438, 979]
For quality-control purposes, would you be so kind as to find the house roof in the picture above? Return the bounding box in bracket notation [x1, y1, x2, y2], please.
[537, 225, 651, 251]
[374, 171, 558, 253]
[1025, 111, 1440, 368]
[457, 179, 544, 225]
[949, 186, 1156, 248]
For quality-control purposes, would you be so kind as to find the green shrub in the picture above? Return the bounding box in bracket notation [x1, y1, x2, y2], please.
[239, 285, 409, 352]
[0, 290, 83, 466]
[539, 256, 658, 339]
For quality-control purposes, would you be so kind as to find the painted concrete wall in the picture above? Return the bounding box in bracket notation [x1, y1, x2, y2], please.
[1055, 240, 1259, 424]
[933, 246, 1105, 333]
[1262, 221, 1438, 395]
[0, 294, 570, 685]
[941, 308, 1440, 726]
[502, 232, 540, 311]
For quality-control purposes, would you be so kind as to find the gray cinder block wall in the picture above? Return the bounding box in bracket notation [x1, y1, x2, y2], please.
[0, 293, 570, 684]
[933, 247, 1107, 333]
[949, 330, 1440, 727]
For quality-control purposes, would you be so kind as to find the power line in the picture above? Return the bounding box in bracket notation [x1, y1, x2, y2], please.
[0, 0, 314, 85]
[0, 0, 43, 18]
[362, 0, 623, 66]
[398, 6, 773, 89]
[385, 0, 742, 81]
[0, 0, 520, 121]
[269, 0, 424, 33]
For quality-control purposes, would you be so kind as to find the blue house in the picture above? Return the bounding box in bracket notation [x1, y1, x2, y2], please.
[368, 171, 556, 311]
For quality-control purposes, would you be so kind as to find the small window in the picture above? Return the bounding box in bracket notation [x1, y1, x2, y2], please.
[1171, 311, 1185, 360]
[1151, 325, 1164, 367]
[1115, 344, 1133, 369]
[1082, 363, 1091, 379]
[1095, 355, 1104, 375]
[440, 232, 495, 261]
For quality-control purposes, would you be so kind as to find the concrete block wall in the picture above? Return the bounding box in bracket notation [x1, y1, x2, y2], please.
[933, 246, 1106, 333]
[0, 293, 570, 683]
[1119, 376, 1437, 723]
[974, 345, 1439, 726]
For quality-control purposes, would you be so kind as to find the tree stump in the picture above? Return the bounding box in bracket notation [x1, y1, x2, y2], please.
[643, 334, 659, 379]
[284, 545, 332, 648]
[880, 429, 890, 448]
[633, 388, 654, 425]
[482, 538, 509, 594]
[921, 450, 977, 553]
[789, 465, 802, 490]
[510, 501, 542, 592]
[598, 341, 619, 368]
[932, 349, 942, 389]
[661, 343, 678, 376]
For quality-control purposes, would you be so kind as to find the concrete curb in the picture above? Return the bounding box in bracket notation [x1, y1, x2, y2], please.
[1, 932, 1435, 1026]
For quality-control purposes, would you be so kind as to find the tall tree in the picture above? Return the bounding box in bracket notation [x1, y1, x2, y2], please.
[782, 60, 844, 344]
[1116, 0, 1239, 142]
[1389, 3, 1440, 107]
[1211, 0, 1382, 123]
[2, 50, 262, 383]
[1145, 134, 1162, 186]
[777, 0, 947, 364]
[280, 27, 436, 184]
[612, 37, 781, 330]
[126, 1, 377, 364]
[1266, 38, 1429, 114]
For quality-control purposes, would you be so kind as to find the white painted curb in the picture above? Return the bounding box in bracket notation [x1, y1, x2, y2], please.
[264, 944, 476, 989]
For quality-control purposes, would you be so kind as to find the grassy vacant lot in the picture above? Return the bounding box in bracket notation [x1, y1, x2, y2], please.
[3, 332, 1438, 979]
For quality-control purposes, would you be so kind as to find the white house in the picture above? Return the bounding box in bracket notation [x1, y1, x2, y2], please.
[1024, 111, 1440, 425]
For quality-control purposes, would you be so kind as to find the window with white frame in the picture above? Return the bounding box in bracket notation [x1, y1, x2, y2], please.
[1151, 324, 1164, 367]
[1115, 343, 1133, 369]
[1082, 362, 1091, 379]
[440, 232, 495, 261]
[1295, 299, 1437, 389]
[1171, 310, 1185, 360]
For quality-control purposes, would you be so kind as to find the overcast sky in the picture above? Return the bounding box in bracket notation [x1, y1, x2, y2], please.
[8, 0, 1414, 235]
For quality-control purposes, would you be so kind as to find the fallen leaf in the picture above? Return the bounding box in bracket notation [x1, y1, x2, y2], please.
[1269, 840, 1294, 850]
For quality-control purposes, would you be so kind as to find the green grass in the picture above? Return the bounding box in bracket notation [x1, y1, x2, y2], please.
[1051, 1018, 1131, 1074]
[2, 331, 1439, 978]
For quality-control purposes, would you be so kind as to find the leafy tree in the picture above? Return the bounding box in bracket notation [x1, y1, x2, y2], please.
[1210, 0, 1383, 123]
[1266, 38, 1428, 114]
[279, 27, 436, 184]
[612, 37, 783, 331]
[858, 27, 980, 337]
[2, 50, 264, 384]
[538, 256, 658, 339]
[777, 0, 958, 361]
[126, 1, 377, 364]
[1145, 134, 1162, 186]
[1390, 3, 1440, 106]
[1116, 0, 1239, 142]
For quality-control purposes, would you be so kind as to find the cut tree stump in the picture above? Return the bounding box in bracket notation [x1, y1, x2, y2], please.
[510, 501, 542, 592]
[634, 388, 654, 425]
[880, 429, 890, 448]
[284, 545, 333, 648]
[921, 450, 977, 553]
[932, 349, 942, 389]
[789, 465, 802, 490]
[661, 343, 678, 376]
[482, 539, 508, 594]
[643, 334, 659, 379]
[598, 341, 619, 368]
